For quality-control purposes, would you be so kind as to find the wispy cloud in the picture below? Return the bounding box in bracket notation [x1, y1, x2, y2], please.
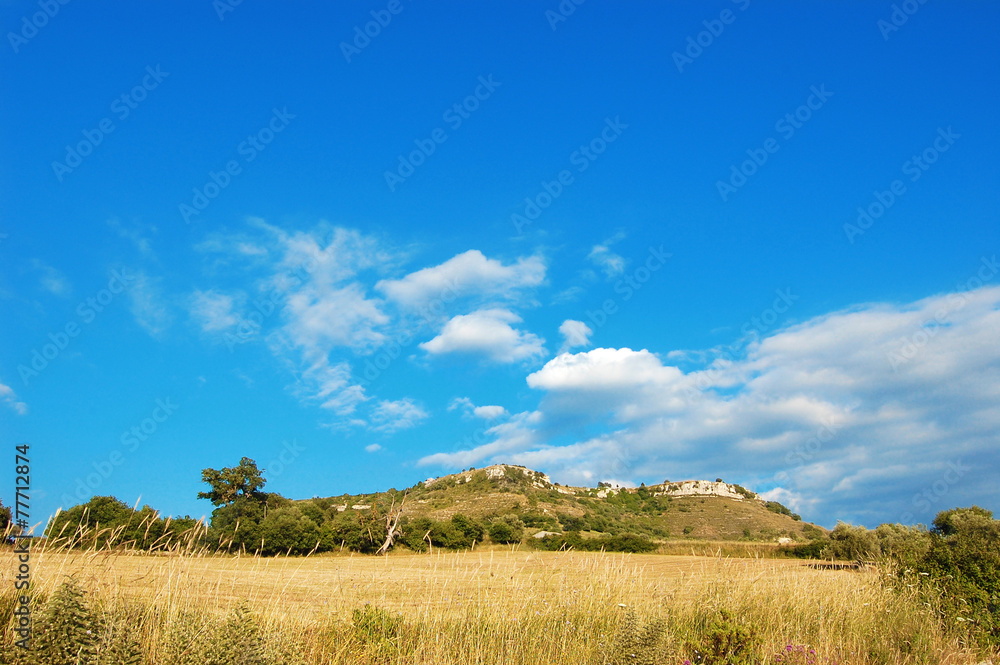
[370, 398, 429, 433]
[190, 289, 242, 332]
[0, 380, 28, 415]
[107, 218, 157, 258]
[31, 259, 71, 297]
[587, 231, 626, 279]
[127, 271, 172, 336]
[190, 222, 552, 433]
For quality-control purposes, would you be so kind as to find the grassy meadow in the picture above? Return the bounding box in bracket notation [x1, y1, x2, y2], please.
[2, 537, 992, 665]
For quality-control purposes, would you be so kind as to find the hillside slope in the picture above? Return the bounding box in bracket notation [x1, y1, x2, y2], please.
[306, 463, 824, 543]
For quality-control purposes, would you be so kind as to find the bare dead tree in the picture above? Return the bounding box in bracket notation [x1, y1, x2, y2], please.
[375, 492, 407, 555]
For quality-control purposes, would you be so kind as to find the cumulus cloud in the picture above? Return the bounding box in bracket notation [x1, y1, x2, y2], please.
[0, 381, 27, 415]
[558, 319, 593, 353]
[420, 308, 546, 363]
[370, 398, 429, 433]
[365, 443, 382, 453]
[419, 283, 1000, 526]
[474, 405, 507, 419]
[376, 250, 545, 307]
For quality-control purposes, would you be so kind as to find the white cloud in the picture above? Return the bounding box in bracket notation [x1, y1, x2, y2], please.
[448, 396, 507, 420]
[448, 397, 474, 412]
[31, 260, 71, 297]
[108, 218, 156, 258]
[419, 284, 1000, 526]
[283, 283, 389, 353]
[558, 319, 593, 353]
[473, 405, 507, 420]
[0, 381, 27, 415]
[128, 271, 171, 336]
[587, 231, 626, 279]
[370, 398, 429, 433]
[418, 410, 542, 468]
[376, 250, 545, 307]
[190, 289, 241, 332]
[293, 357, 367, 416]
[199, 222, 393, 427]
[420, 308, 546, 363]
[551, 286, 585, 305]
[365, 443, 382, 453]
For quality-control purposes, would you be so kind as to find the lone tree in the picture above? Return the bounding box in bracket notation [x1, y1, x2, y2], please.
[198, 457, 271, 553]
[198, 457, 266, 506]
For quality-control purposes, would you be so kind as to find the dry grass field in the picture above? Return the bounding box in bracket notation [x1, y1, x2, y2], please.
[2, 543, 990, 664]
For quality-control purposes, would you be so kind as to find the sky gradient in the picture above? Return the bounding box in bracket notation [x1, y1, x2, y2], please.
[1, 1, 998, 529]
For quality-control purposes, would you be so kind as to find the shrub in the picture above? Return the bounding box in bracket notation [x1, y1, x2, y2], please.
[918, 507, 1000, 644]
[203, 601, 271, 665]
[609, 611, 666, 665]
[531, 531, 656, 553]
[487, 516, 524, 544]
[686, 609, 760, 665]
[825, 522, 879, 562]
[258, 506, 320, 555]
[30, 578, 96, 665]
[765, 501, 793, 517]
[398, 516, 433, 552]
[788, 540, 826, 559]
[351, 604, 406, 662]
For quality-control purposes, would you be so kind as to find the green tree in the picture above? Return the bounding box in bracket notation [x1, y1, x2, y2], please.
[198, 457, 266, 506]
[487, 515, 524, 544]
[258, 505, 320, 555]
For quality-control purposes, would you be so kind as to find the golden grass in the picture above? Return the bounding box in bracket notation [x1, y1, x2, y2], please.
[2, 540, 991, 665]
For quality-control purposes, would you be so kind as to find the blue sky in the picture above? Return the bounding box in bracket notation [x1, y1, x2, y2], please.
[1, 1, 998, 529]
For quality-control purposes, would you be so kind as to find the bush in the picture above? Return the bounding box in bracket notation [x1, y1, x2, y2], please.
[531, 531, 656, 553]
[825, 522, 880, 562]
[788, 540, 826, 559]
[765, 501, 793, 516]
[686, 609, 760, 665]
[258, 506, 320, 555]
[351, 604, 407, 662]
[487, 516, 524, 544]
[398, 516, 433, 552]
[30, 578, 97, 664]
[918, 507, 1000, 644]
[203, 602, 271, 665]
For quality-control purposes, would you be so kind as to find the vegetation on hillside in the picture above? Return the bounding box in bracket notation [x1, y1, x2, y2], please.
[30, 459, 1000, 650]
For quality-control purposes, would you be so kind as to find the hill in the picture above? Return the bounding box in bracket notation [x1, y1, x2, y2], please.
[304, 463, 825, 544]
